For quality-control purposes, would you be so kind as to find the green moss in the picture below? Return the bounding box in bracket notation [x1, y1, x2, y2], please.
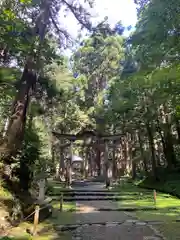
[3, 179, 75, 240]
[49, 199, 76, 225]
[46, 179, 67, 195]
[0, 235, 32, 240]
[7, 212, 73, 240]
[1, 230, 71, 240]
[52, 201, 76, 211]
[0, 180, 13, 199]
[137, 173, 180, 198]
[114, 181, 180, 239]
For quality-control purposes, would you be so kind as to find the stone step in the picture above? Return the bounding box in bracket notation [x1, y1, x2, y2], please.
[50, 189, 152, 194]
[62, 206, 178, 212]
[52, 196, 116, 201]
[52, 195, 151, 201]
[51, 189, 121, 193]
[51, 188, 153, 194]
[68, 207, 158, 212]
[49, 191, 122, 196]
[53, 220, 165, 232]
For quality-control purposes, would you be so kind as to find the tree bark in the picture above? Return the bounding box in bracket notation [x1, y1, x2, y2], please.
[89, 148, 94, 177]
[59, 148, 65, 180]
[175, 116, 180, 145]
[58, 128, 65, 180]
[0, 0, 51, 162]
[66, 143, 73, 187]
[161, 105, 176, 168]
[19, 111, 34, 191]
[0, 65, 34, 161]
[132, 157, 136, 180]
[146, 122, 157, 178]
[122, 134, 131, 175]
[112, 140, 117, 179]
[137, 131, 148, 175]
[156, 118, 171, 168]
[2, 117, 9, 137]
[95, 145, 101, 176]
[163, 124, 176, 168]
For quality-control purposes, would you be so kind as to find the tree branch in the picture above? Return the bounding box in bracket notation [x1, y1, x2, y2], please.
[50, 13, 72, 43]
[60, 0, 92, 31]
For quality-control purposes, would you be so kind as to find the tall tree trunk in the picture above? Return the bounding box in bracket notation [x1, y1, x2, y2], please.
[162, 104, 176, 168]
[163, 124, 176, 168]
[83, 147, 88, 179]
[0, 71, 32, 161]
[123, 134, 131, 175]
[67, 143, 73, 187]
[131, 132, 136, 179]
[112, 140, 117, 180]
[175, 116, 180, 145]
[137, 131, 148, 175]
[121, 138, 126, 175]
[2, 117, 9, 137]
[131, 149, 137, 180]
[0, 0, 51, 162]
[19, 111, 34, 191]
[156, 119, 168, 167]
[51, 136, 56, 175]
[104, 141, 110, 188]
[127, 133, 133, 175]
[146, 122, 157, 178]
[95, 145, 101, 176]
[89, 148, 94, 177]
[58, 129, 65, 180]
[59, 148, 65, 180]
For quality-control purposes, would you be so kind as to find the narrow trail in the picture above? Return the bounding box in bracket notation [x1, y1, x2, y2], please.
[63, 180, 165, 240]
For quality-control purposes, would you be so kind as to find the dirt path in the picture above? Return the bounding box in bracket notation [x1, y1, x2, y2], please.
[69, 181, 165, 240]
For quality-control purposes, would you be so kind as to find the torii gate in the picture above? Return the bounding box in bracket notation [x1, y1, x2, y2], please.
[52, 129, 122, 188]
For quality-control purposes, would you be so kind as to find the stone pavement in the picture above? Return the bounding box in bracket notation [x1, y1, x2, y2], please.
[67, 181, 165, 240]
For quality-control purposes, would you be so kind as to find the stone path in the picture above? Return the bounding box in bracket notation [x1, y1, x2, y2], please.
[67, 181, 165, 240]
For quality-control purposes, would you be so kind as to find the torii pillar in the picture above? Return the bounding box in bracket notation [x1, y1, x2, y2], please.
[66, 142, 73, 188]
[104, 140, 110, 188]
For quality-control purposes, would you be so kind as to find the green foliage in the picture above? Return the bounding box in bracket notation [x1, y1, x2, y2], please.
[72, 22, 125, 132]
[138, 173, 180, 198]
[1, 238, 30, 240]
[1, 0, 180, 218]
[2, 1, 180, 239]
[0, 0, 96, 185]
[132, 0, 180, 67]
[10, 124, 41, 190]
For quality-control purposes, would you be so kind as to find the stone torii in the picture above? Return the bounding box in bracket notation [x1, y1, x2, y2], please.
[52, 129, 122, 188]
